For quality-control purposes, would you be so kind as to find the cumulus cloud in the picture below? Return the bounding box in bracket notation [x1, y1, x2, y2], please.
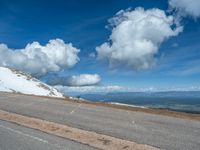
[0, 39, 80, 76]
[89, 52, 96, 58]
[55, 85, 200, 95]
[55, 85, 125, 94]
[48, 74, 101, 86]
[169, 0, 200, 18]
[96, 7, 183, 71]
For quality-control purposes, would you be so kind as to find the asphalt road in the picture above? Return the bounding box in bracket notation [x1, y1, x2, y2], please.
[0, 120, 97, 150]
[0, 92, 200, 150]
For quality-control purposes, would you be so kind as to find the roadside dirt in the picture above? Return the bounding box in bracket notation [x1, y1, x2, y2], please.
[0, 109, 159, 150]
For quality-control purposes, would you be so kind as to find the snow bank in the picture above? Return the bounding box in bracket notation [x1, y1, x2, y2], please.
[0, 67, 63, 98]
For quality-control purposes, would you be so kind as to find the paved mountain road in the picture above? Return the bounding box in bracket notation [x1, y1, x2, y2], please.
[0, 92, 200, 150]
[0, 120, 98, 150]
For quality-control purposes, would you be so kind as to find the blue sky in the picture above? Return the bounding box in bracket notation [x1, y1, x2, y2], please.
[0, 0, 200, 93]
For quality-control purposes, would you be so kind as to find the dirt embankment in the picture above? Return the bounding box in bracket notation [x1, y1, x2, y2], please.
[0, 109, 158, 150]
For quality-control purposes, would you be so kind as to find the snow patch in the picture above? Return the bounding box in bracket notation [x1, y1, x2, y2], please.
[109, 102, 147, 109]
[0, 67, 63, 98]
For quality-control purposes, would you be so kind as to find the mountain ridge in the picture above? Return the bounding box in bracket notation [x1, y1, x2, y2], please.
[0, 67, 63, 98]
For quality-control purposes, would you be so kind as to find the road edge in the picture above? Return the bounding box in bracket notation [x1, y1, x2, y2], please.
[0, 109, 159, 150]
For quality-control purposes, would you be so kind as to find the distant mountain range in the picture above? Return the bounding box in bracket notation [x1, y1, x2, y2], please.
[80, 91, 200, 101]
[79, 91, 200, 113]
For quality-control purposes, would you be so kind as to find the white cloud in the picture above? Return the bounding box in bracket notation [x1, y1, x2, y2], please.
[55, 85, 200, 95]
[172, 43, 179, 48]
[89, 52, 96, 58]
[96, 7, 183, 71]
[0, 39, 80, 76]
[55, 85, 125, 94]
[48, 74, 101, 86]
[169, 0, 200, 18]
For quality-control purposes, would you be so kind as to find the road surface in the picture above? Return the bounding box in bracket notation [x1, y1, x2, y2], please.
[0, 92, 200, 150]
[0, 120, 97, 150]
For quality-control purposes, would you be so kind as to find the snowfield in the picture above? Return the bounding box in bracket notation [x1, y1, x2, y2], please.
[0, 67, 63, 98]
